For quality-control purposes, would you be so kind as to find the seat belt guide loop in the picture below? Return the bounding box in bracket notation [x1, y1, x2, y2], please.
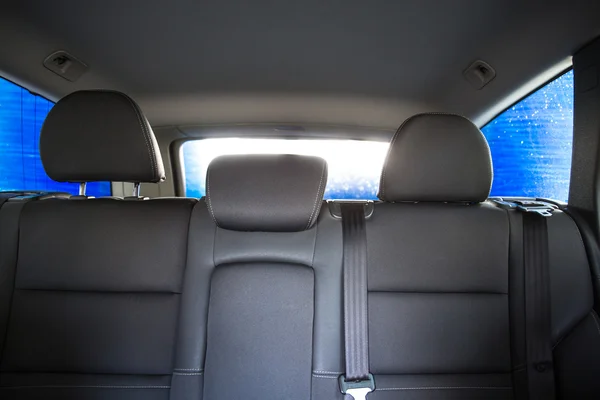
[339, 373, 375, 400]
[490, 198, 557, 217]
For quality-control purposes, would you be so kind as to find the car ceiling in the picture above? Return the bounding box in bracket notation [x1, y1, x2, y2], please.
[1, 0, 600, 133]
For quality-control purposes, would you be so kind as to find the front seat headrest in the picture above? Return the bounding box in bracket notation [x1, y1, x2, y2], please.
[206, 154, 328, 232]
[40, 90, 165, 183]
[378, 113, 492, 203]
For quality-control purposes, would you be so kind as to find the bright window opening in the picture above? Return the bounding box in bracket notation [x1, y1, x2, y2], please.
[182, 138, 389, 199]
[482, 70, 573, 201]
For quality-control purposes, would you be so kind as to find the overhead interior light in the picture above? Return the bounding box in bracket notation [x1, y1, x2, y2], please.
[43, 50, 88, 82]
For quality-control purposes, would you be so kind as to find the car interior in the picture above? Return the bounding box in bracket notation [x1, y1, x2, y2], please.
[2, 1, 600, 399]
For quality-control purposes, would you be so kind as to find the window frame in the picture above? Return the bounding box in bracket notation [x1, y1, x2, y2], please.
[480, 66, 573, 129]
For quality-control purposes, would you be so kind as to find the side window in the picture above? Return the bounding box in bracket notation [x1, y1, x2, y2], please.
[482, 70, 573, 201]
[0, 77, 110, 196]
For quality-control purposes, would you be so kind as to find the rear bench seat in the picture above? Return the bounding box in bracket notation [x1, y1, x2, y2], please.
[1, 91, 599, 400]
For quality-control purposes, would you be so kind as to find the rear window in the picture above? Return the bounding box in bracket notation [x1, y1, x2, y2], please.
[482, 70, 574, 201]
[181, 138, 388, 199]
[0, 76, 111, 196]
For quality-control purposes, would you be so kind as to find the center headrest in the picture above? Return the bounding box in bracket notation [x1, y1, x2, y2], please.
[378, 113, 492, 202]
[40, 90, 165, 183]
[206, 154, 328, 232]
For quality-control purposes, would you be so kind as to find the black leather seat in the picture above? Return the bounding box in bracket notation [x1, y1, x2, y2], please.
[0, 91, 346, 400]
[366, 113, 600, 399]
[2, 91, 599, 400]
[184, 154, 344, 400]
[0, 91, 197, 400]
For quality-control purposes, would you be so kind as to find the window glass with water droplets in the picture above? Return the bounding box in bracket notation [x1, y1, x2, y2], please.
[482, 70, 573, 201]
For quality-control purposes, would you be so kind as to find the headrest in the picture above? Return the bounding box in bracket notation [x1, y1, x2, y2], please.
[206, 154, 328, 232]
[378, 113, 492, 202]
[40, 90, 165, 183]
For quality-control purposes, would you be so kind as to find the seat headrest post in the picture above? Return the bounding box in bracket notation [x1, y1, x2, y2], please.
[79, 182, 87, 196]
[133, 183, 141, 197]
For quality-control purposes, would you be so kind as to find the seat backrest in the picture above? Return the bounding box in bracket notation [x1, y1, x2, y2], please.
[366, 113, 600, 399]
[367, 114, 513, 398]
[0, 90, 197, 400]
[182, 154, 344, 400]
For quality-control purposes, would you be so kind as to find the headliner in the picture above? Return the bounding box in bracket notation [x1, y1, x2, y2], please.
[1, 0, 599, 132]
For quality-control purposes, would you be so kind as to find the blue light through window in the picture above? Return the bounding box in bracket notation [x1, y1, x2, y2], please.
[0, 77, 110, 196]
[482, 70, 573, 201]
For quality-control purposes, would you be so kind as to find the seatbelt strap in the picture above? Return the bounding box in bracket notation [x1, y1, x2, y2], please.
[491, 199, 557, 399]
[339, 203, 374, 400]
[522, 210, 556, 400]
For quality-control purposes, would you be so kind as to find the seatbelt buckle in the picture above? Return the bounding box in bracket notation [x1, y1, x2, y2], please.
[339, 374, 375, 400]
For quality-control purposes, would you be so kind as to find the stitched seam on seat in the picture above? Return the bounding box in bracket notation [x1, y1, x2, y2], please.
[174, 368, 203, 372]
[591, 310, 600, 336]
[205, 164, 220, 227]
[306, 161, 327, 230]
[552, 332, 566, 350]
[561, 211, 596, 285]
[379, 120, 406, 199]
[560, 209, 600, 284]
[112, 91, 158, 182]
[173, 372, 203, 376]
[122, 95, 157, 181]
[379, 112, 471, 201]
[312, 370, 342, 374]
[2, 385, 170, 389]
[312, 374, 339, 379]
[553, 310, 596, 350]
[0, 201, 25, 362]
[377, 386, 512, 391]
[569, 212, 589, 256]
[309, 210, 320, 268]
